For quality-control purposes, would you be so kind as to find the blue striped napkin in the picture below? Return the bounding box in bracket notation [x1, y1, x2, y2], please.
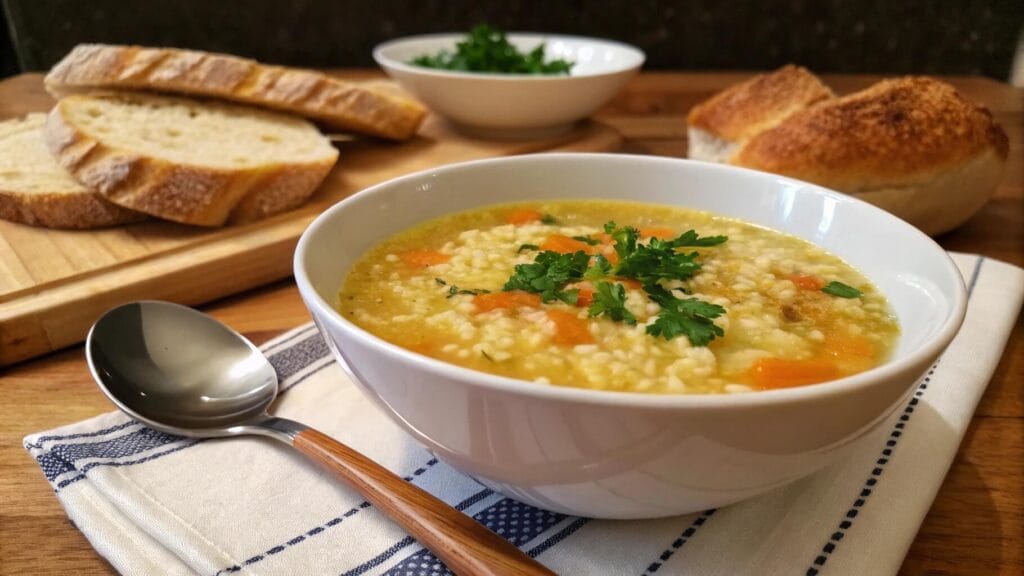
[25, 253, 1023, 575]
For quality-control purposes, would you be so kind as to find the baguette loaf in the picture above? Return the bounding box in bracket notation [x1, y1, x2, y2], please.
[687, 65, 834, 162]
[45, 44, 427, 141]
[732, 77, 1009, 235]
[0, 113, 144, 228]
[45, 92, 339, 227]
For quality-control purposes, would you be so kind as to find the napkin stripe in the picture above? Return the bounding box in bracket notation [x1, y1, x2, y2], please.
[804, 255, 985, 576]
[212, 458, 446, 576]
[641, 509, 717, 575]
[341, 488, 495, 576]
[380, 497, 584, 576]
[29, 420, 140, 446]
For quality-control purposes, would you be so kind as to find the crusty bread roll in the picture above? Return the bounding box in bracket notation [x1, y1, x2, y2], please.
[45, 44, 428, 141]
[46, 92, 339, 227]
[0, 113, 144, 228]
[687, 65, 834, 163]
[732, 77, 1009, 235]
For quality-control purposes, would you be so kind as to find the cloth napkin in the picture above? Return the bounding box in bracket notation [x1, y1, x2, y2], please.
[25, 252, 1023, 576]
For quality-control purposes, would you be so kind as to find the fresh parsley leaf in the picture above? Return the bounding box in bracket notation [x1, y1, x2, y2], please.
[540, 213, 559, 225]
[821, 281, 862, 299]
[503, 250, 589, 303]
[517, 243, 539, 253]
[667, 229, 728, 247]
[571, 235, 600, 246]
[588, 281, 637, 325]
[446, 285, 490, 299]
[410, 25, 574, 75]
[583, 254, 612, 281]
[643, 284, 725, 346]
[604, 221, 639, 262]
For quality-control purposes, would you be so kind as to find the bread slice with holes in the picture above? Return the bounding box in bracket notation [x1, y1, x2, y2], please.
[45, 92, 339, 227]
[687, 65, 834, 163]
[45, 44, 427, 141]
[0, 113, 145, 228]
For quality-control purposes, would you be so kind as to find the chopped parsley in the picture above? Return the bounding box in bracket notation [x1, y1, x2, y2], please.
[588, 281, 636, 325]
[642, 284, 725, 346]
[501, 222, 729, 346]
[517, 243, 539, 253]
[821, 281, 862, 299]
[503, 250, 588, 304]
[571, 235, 600, 246]
[409, 25, 574, 75]
[540, 213, 559, 225]
[436, 278, 489, 298]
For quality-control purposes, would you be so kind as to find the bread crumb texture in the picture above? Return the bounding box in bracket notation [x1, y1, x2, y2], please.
[0, 113, 144, 228]
[46, 92, 338, 226]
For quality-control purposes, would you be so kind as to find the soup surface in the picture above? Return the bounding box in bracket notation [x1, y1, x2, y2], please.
[338, 200, 899, 394]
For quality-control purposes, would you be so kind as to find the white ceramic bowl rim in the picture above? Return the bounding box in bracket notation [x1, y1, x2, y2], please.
[294, 154, 967, 411]
[372, 32, 646, 81]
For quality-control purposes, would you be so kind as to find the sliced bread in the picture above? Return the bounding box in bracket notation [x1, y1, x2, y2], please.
[0, 113, 145, 229]
[45, 44, 428, 141]
[686, 65, 834, 162]
[46, 92, 339, 227]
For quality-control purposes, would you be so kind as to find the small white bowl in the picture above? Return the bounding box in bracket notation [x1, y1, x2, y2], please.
[373, 33, 645, 139]
[295, 154, 966, 519]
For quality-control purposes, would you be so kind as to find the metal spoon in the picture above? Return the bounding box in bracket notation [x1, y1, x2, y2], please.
[86, 300, 553, 576]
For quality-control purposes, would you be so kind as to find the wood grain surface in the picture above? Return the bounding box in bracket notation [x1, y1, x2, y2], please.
[1, 71, 1021, 575]
[0, 74, 620, 366]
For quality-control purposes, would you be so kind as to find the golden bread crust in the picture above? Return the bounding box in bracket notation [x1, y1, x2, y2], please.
[45, 44, 427, 140]
[731, 77, 1010, 191]
[686, 65, 834, 142]
[45, 94, 337, 227]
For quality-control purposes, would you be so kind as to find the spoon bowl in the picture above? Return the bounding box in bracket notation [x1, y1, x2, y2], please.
[86, 300, 553, 576]
[87, 301, 277, 434]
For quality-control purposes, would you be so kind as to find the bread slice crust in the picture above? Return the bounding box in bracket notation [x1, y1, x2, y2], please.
[0, 113, 144, 229]
[45, 44, 427, 141]
[45, 92, 339, 227]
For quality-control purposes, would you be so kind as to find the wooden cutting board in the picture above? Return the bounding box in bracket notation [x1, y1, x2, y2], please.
[0, 74, 621, 366]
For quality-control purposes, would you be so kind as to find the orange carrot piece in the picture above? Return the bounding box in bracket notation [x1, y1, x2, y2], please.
[822, 334, 875, 360]
[400, 249, 451, 267]
[506, 209, 544, 225]
[748, 357, 840, 389]
[473, 291, 542, 313]
[639, 227, 676, 239]
[576, 286, 595, 308]
[540, 234, 596, 254]
[790, 274, 825, 291]
[547, 309, 595, 346]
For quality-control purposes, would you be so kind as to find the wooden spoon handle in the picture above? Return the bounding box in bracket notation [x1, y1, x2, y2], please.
[292, 428, 556, 576]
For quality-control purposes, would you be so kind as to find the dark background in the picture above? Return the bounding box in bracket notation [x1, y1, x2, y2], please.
[1, 0, 1022, 80]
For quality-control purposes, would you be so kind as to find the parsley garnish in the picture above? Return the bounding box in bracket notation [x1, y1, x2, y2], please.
[503, 250, 587, 304]
[447, 286, 490, 298]
[540, 213, 559, 225]
[436, 279, 489, 298]
[410, 25, 574, 75]
[517, 243, 539, 253]
[571, 235, 600, 246]
[643, 284, 725, 346]
[588, 281, 637, 325]
[821, 281, 862, 299]
[501, 221, 729, 346]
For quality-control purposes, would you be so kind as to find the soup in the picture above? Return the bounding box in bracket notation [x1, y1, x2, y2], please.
[338, 200, 899, 394]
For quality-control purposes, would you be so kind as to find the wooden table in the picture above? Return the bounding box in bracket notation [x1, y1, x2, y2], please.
[1, 72, 1020, 575]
